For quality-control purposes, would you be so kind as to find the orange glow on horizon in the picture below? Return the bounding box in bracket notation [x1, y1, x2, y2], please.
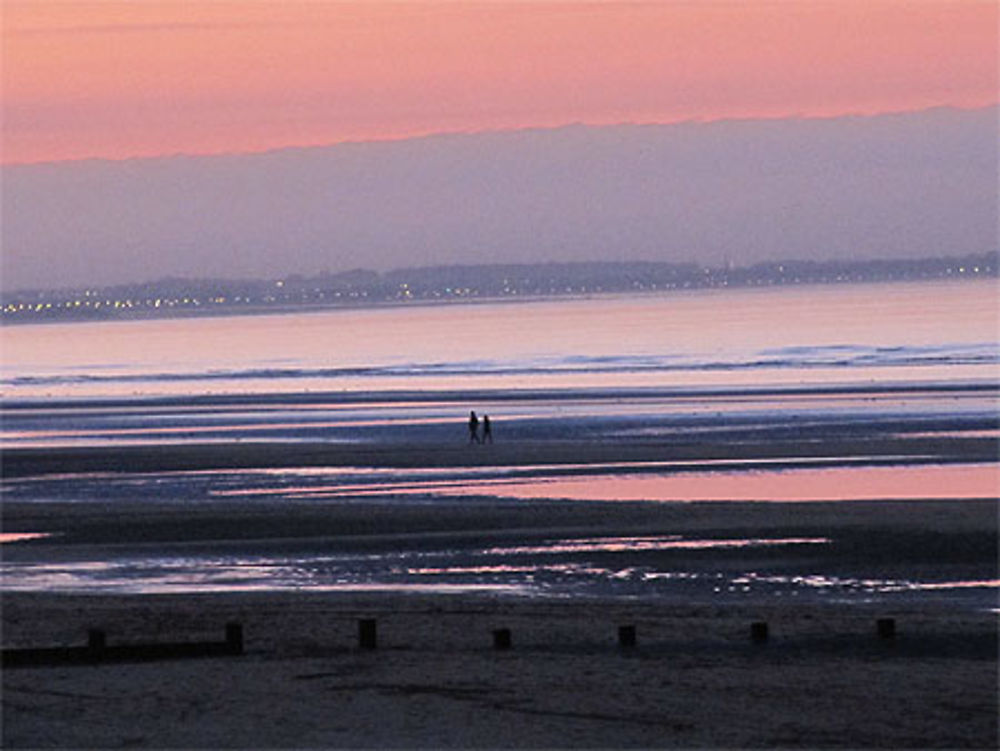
[2, 1, 997, 164]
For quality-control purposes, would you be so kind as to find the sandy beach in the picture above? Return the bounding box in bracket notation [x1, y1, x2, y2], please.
[3, 442, 998, 749]
[3, 590, 997, 749]
[2, 430, 996, 479]
[3, 393, 997, 748]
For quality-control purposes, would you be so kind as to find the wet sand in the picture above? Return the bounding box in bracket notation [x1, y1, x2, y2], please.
[2, 432, 997, 748]
[3, 494, 998, 748]
[2, 431, 995, 479]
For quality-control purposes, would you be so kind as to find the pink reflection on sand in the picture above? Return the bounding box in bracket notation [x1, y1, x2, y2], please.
[479, 536, 830, 556]
[4, 415, 456, 443]
[464, 464, 999, 502]
[0, 532, 52, 544]
[732, 572, 1000, 593]
[896, 579, 1000, 591]
[206, 462, 998, 503]
[899, 430, 999, 439]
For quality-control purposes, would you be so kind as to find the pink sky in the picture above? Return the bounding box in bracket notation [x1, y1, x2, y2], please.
[3, 1, 997, 164]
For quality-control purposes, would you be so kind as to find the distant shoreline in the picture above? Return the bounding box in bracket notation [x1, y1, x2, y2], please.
[2, 261, 995, 327]
[0, 288, 597, 328]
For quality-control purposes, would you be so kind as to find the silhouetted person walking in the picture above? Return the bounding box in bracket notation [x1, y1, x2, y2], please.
[468, 411, 480, 444]
[482, 414, 493, 443]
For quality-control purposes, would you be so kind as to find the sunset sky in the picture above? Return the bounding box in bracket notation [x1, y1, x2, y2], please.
[3, 0, 997, 165]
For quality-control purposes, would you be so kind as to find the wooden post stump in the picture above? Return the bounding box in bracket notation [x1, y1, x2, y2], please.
[358, 618, 377, 650]
[877, 617, 896, 639]
[226, 622, 244, 654]
[493, 628, 511, 650]
[618, 624, 637, 648]
[88, 629, 106, 652]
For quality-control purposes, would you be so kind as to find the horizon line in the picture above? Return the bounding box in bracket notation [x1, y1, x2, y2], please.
[4, 250, 995, 297]
[5, 102, 996, 169]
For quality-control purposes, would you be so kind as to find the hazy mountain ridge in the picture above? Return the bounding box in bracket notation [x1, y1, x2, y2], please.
[3, 106, 996, 291]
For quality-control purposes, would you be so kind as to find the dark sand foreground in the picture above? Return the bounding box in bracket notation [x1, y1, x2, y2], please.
[2, 592, 997, 749]
[4, 491, 999, 749]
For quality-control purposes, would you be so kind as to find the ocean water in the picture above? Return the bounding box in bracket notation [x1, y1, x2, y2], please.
[2, 280, 998, 400]
[2, 280, 998, 602]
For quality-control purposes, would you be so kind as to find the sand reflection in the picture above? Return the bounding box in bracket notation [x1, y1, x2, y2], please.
[466, 463, 998, 502]
[0, 532, 52, 544]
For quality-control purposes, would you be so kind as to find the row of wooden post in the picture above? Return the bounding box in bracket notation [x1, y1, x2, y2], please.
[83, 616, 899, 653]
[3, 623, 245, 668]
[746, 619, 897, 643]
[751, 618, 896, 642]
[5, 616, 899, 667]
[84, 623, 244, 655]
[355, 617, 897, 650]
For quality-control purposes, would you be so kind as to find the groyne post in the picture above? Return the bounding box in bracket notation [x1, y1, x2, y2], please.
[493, 628, 512, 650]
[750, 621, 769, 643]
[877, 618, 896, 639]
[358, 618, 377, 650]
[88, 629, 106, 653]
[618, 624, 637, 648]
[226, 622, 244, 655]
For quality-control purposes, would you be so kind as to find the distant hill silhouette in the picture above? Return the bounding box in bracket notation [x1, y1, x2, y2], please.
[4, 253, 995, 323]
[3, 106, 995, 292]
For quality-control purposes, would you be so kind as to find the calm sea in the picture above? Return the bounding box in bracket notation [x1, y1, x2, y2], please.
[2, 280, 998, 602]
[3, 280, 998, 402]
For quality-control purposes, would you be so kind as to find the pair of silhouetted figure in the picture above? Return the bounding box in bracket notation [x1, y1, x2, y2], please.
[468, 411, 492, 444]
